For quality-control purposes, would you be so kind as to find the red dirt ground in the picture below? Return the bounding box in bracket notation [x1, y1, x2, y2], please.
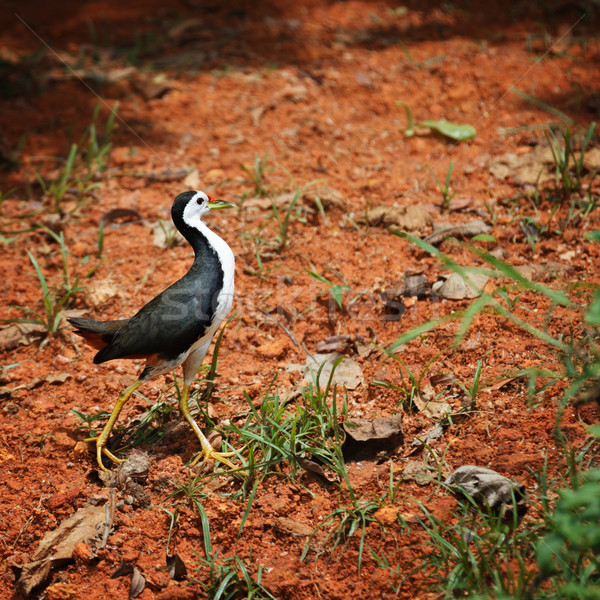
[1, 1, 599, 598]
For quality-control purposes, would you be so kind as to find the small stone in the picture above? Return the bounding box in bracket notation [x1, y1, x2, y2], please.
[255, 338, 287, 359]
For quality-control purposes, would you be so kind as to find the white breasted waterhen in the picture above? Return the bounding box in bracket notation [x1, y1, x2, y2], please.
[69, 190, 240, 473]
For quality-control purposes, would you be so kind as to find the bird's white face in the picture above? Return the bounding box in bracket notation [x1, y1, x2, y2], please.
[182, 191, 211, 228]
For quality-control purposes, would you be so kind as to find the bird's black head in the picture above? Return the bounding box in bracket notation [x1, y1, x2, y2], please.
[172, 190, 212, 230]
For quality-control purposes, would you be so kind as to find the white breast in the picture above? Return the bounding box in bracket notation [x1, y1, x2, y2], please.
[198, 220, 235, 328]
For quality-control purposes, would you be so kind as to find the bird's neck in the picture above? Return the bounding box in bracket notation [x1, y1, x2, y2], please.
[178, 219, 214, 259]
[179, 217, 233, 270]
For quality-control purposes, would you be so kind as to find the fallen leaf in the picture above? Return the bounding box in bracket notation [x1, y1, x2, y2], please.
[425, 219, 490, 245]
[445, 465, 528, 519]
[166, 553, 187, 581]
[273, 517, 313, 537]
[417, 119, 476, 141]
[17, 503, 109, 596]
[243, 192, 296, 211]
[45, 372, 71, 384]
[303, 185, 347, 210]
[384, 275, 430, 300]
[112, 563, 134, 578]
[358, 204, 432, 232]
[129, 568, 146, 599]
[314, 334, 368, 354]
[402, 460, 432, 485]
[409, 424, 445, 454]
[302, 352, 364, 390]
[432, 271, 489, 300]
[101, 208, 143, 225]
[447, 197, 473, 211]
[484, 375, 522, 392]
[131, 74, 173, 100]
[489, 145, 556, 185]
[412, 384, 452, 420]
[582, 146, 600, 171]
[342, 414, 403, 461]
[0, 322, 46, 350]
[296, 456, 340, 484]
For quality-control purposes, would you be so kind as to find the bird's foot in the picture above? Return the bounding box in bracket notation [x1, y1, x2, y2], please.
[189, 443, 245, 476]
[84, 434, 124, 472]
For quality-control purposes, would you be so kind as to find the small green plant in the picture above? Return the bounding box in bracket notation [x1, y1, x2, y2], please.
[373, 346, 447, 408]
[413, 494, 541, 598]
[224, 358, 348, 484]
[429, 161, 456, 210]
[71, 408, 112, 437]
[35, 103, 118, 214]
[240, 154, 271, 198]
[398, 40, 446, 69]
[307, 270, 350, 311]
[455, 359, 483, 409]
[271, 189, 300, 250]
[396, 101, 476, 141]
[535, 467, 600, 598]
[4, 228, 100, 339]
[157, 218, 180, 248]
[82, 102, 118, 174]
[385, 230, 600, 597]
[545, 121, 596, 196]
[195, 552, 277, 600]
[302, 498, 382, 573]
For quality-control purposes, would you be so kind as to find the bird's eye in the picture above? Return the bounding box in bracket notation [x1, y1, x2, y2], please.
[196, 197, 204, 205]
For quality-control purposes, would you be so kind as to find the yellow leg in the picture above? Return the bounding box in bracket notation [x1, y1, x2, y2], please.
[178, 384, 244, 475]
[88, 380, 143, 472]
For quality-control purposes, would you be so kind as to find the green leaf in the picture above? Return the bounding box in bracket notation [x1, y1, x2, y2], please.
[536, 532, 563, 576]
[330, 284, 350, 309]
[395, 101, 415, 136]
[585, 230, 600, 243]
[417, 120, 476, 141]
[471, 234, 496, 242]
[585, 291, 600, 326]
[307, 270, 332, 285]
[587, 424, 600, 439]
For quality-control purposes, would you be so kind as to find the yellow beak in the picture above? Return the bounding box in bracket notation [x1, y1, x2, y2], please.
[208, 199, 235, 210]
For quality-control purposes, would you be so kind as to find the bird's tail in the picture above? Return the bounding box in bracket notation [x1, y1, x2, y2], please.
[68, 317, 129, 351]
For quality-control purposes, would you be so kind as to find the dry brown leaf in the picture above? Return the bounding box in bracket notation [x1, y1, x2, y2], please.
[425, 219, 490, 244]
[129, 568, 146, 599]
[45, 372, 71, 385]
[408, 424, 445, 454]
[0, 323, 46, 350]
[166, 553, 187, 581]
[301, 352, 364, 390]
[302, 185, 347, 210]
[273, 517, 313, 537]
[17, 503, 108, 596]
[402, 460, 432, 485]
[432, 272, 489, 300]
[183, 168, 201, 189]
[358, 204, 432, 232]
[296, 456, 340, 484]
[489, 145, 555, 185]
[445, 465, 528, 518]
[412, 383, 452, 420]
[100, 208, 142, 225]
[342, 414, 403, 460]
